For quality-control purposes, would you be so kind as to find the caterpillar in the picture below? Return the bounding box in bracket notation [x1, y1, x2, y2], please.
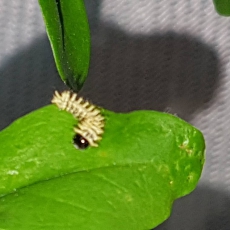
[51, 91, 104, 148]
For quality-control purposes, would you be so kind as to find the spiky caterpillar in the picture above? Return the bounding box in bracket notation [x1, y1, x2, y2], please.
[51, 91, 104, 147]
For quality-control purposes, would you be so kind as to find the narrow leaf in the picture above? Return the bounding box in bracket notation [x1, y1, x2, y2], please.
[213, 0, 230, 16]
[38, 0, 90, 91]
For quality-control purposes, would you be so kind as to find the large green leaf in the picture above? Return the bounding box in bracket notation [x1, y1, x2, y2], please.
[38, 0, 90, 91]
[0, 106, 205, 229]
[213, 0, 230, 16]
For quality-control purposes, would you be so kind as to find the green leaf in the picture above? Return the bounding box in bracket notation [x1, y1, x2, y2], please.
[0, 106, 205, 229]
[213, 0, 230, 16]
[38, 0, 90, 91]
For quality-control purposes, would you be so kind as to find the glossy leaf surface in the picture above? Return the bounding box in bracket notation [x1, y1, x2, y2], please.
[0, 106, 205, 229]
[38, 0, 90, 91]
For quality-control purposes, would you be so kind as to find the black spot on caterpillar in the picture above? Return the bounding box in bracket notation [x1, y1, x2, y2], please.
[51, 91, 104, 148]
[73, 134, 89, 150]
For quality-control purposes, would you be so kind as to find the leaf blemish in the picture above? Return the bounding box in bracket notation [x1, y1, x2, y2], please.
[179, 140, 193, 155]
[7, 170, 19, 176]
[125, 194, 133, 202]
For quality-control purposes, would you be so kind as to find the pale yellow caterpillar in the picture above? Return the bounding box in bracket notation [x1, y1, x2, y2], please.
[51, 91, 104, 148]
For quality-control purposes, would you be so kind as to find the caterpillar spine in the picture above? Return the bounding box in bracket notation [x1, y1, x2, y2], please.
[51, 91, 104, 147]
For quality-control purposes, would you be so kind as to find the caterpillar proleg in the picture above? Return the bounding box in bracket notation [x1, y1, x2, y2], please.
[52, 91, 104, 148]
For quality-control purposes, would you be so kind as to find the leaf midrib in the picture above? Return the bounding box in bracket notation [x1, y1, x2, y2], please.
[1, 161, 163, 198]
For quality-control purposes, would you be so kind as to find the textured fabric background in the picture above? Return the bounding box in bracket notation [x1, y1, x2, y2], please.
[0, 0, 230, 229]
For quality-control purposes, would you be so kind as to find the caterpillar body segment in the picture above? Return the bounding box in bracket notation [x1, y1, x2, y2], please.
[52, 91, 105, 148]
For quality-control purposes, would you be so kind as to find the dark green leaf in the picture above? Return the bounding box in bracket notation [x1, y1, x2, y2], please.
[0, 106, 205, 229]
[213, 0, 230, 16]
[38, 0, 90, 91]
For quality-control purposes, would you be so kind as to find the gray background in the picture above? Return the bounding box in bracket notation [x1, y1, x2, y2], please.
[0, 0, 230, 229]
